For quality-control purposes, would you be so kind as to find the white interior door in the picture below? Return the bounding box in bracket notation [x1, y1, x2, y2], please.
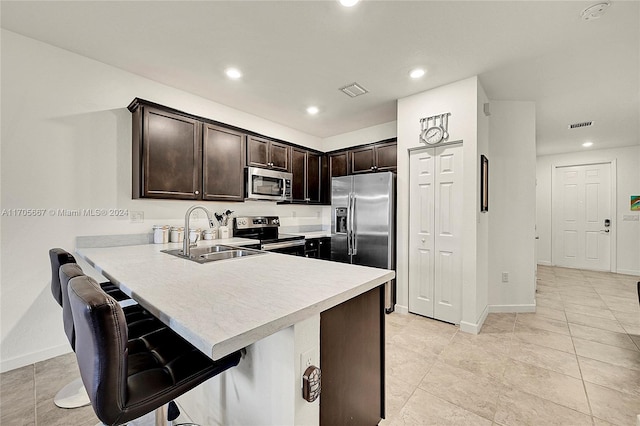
[433, 145, 462, 323]
[409, 148, 435, 317]
[553, 163, 612, 271]
[409, 145, 462, 324]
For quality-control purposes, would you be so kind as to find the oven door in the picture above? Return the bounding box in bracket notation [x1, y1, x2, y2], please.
[261, 239, 306, 256]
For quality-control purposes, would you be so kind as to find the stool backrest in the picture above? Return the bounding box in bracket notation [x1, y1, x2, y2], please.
[49, 248, 76, 307]
[59, 263, 85, 350]
[68, 275, 128, 425]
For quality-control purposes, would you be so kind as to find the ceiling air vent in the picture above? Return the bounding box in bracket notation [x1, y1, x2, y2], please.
[568, 121, 594, 129]
[339, 82, 369, 98]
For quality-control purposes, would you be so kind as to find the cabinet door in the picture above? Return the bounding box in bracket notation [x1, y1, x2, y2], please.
[291, 148, 307, 202]
[329, 151, 349, 177]
[350, 146, 376, 174]
[142, 107, 201, 199]
[307, 152, 322, 203]
[375, 142, 397, 172]
[318, 237, 331, 260]
[202, 124, 245, 201]
[320, 286, 384, 425]
[269, 141, 291, 172]
[247, 136, 270, 168]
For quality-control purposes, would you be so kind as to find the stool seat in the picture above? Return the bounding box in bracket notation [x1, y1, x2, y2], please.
[68, 275, 242, 426]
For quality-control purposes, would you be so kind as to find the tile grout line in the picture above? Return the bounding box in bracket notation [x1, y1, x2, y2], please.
[566, 280, 596, 424]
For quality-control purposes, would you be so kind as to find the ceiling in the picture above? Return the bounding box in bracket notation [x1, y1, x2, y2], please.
[1, 1, 638, 155]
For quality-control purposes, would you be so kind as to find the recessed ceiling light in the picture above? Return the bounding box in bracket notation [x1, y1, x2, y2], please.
[225, 68, 242, 80]
[339, 0, 359, 7]
[582, 141, 594, 147]
[409, 68, 425, 79]
[306, 106, 319, 115]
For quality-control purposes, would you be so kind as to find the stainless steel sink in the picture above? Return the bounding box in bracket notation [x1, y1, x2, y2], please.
[162, 245, 265, 263]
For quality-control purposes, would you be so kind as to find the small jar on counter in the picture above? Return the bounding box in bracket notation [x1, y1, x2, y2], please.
[202, 229, 216, 240]
[170, 226, 184, 243]
[188, 228, 201, 244]
[153, 225, 169, 244]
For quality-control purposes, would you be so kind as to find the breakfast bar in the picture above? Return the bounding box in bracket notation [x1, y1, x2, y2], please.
[76, 241, 394, 425]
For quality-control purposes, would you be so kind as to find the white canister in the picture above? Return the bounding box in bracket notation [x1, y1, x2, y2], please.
[218, 225, 230, 239]
[188, 228, 201, 244]
[203, 229, 214, 240]
[153, 225, 164, 244]
[170, 226, 184, 243]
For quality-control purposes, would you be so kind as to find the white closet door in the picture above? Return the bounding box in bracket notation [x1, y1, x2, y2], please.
[433, 145, 463, 324]
[409, 148, 435, 317]
[408, 145, 462, 324]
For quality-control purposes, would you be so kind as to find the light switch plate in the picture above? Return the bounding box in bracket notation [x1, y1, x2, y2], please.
[623, 215, 639, 221]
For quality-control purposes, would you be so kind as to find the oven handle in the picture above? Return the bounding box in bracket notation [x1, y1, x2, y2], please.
[261, 239, 306, 251]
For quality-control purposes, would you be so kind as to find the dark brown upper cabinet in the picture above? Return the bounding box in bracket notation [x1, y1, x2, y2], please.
[292, 147, 322, 203]
[130, 99, 245, 201]
[350, 140, 397, 174]
[202, 124, 246, 201]
[247, 135, 291, 172]
[328, 151, 349, 178]
[132, 104, 202, 199]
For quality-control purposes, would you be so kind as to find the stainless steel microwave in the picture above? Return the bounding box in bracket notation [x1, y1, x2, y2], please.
[245, 167, 292, 202]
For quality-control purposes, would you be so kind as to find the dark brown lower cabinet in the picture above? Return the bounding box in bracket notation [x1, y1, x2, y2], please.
[320, 285, 385, 426]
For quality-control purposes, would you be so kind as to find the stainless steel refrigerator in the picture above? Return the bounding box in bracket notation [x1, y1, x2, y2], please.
[331, 172, 396, 312]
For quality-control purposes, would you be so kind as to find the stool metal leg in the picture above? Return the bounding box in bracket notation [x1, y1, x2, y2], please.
[53, 377, 90, 408]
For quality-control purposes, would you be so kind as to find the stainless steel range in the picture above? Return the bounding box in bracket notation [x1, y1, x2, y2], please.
[233, 216, 306, 256]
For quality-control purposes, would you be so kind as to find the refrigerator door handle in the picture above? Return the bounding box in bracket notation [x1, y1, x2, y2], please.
[346, 193, 353, 255]
[351, 195, 357, 255]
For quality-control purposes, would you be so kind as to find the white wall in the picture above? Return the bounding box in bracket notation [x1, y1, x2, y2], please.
[488, 101, 537, 311]
[536, 145, 640, 276]
[397, 76, 486, 332]
[476, 86, 490, 320]
[0, 30, 328, 372]
[322, 121, 397, 152]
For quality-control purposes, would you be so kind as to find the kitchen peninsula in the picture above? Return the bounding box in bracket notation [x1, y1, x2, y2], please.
[76, 240, 394, 425]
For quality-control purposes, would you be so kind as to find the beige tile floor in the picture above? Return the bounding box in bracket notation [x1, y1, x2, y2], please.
[383, 266, 640, 426]
[1, 266, 638, 425]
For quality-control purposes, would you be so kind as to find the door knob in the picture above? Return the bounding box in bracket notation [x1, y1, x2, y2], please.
[421, 238, 425, 243]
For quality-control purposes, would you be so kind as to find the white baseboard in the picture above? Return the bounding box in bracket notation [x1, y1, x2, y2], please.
[616, 268, 640, 277]
[1, 344, 71, 373]
[459, 305, 489, 335]
[489, 304, 536, 313]
[537, 261, 552, 266]
[393, 304, 409, 314]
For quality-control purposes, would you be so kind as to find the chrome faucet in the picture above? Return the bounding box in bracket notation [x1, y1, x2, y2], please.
[183, 205, 216, 258]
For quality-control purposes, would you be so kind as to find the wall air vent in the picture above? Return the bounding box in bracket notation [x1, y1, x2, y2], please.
[568, 121, 594, 129]
[339, 82, 369, 98]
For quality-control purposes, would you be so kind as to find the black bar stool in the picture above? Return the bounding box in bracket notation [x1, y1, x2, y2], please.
[67, 275, 242, 426]
[48, 248, 161, 408]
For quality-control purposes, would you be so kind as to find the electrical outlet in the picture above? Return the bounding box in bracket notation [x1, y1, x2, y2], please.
[130, 211, 144, 223]
[502, 272, 509, 283]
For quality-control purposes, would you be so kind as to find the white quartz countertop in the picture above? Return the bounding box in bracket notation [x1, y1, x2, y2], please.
[76, 241, 394, 360]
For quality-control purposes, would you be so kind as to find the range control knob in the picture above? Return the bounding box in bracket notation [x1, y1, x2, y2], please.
[272, 218, 279, 225]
